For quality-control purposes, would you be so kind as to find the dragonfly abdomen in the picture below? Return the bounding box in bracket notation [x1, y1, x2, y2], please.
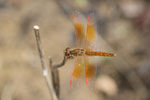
[85, 51, 116, 57]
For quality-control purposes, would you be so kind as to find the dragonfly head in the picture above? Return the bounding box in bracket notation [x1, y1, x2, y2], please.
[65, 47, 74, 59]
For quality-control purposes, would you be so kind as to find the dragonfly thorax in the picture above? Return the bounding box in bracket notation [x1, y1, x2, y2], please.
[65, 47, 85, 59]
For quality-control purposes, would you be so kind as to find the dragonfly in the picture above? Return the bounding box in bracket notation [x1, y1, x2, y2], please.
[65, 13, 116, 85]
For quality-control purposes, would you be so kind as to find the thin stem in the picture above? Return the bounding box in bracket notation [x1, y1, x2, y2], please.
[33, 25, 58, 100]
[52, 54, 67, 69]
[49, 51, 67, 98]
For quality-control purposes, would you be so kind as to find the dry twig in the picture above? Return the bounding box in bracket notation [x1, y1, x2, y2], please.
[33, 25, 67, 100]
[49, 54, 67, 98]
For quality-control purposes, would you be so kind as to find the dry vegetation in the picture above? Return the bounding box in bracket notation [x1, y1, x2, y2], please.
[0, 0, 150, 100]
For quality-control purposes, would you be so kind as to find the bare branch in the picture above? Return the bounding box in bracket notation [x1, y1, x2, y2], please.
[33, 25, 58, 100]
[49, 57, 60, 98]
[49, 51, 67, 98]
[52, 54, 67, 69]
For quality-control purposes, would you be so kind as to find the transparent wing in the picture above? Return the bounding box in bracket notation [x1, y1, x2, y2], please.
[85, 16, 116, 56]
[70, 56, 84, 85]
[84, 55, 97, 85]
[84, 15, 97, 49]
[72, 12, 86, 48]
[84, 15, 98, 84]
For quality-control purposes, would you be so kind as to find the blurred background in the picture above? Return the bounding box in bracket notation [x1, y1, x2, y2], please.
[0, 0, 150, 100]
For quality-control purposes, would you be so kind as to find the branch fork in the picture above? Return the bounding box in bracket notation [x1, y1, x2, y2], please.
[33, 25, 67, 100]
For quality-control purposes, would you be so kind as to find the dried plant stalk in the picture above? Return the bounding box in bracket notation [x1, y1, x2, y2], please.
[33, 25, 67, 100]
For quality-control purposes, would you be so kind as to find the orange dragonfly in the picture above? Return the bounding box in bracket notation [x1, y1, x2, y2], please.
[65, 13, 116, 85]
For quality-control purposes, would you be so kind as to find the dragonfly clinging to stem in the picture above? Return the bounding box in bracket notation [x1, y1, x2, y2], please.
[65, 12, 116, 85]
